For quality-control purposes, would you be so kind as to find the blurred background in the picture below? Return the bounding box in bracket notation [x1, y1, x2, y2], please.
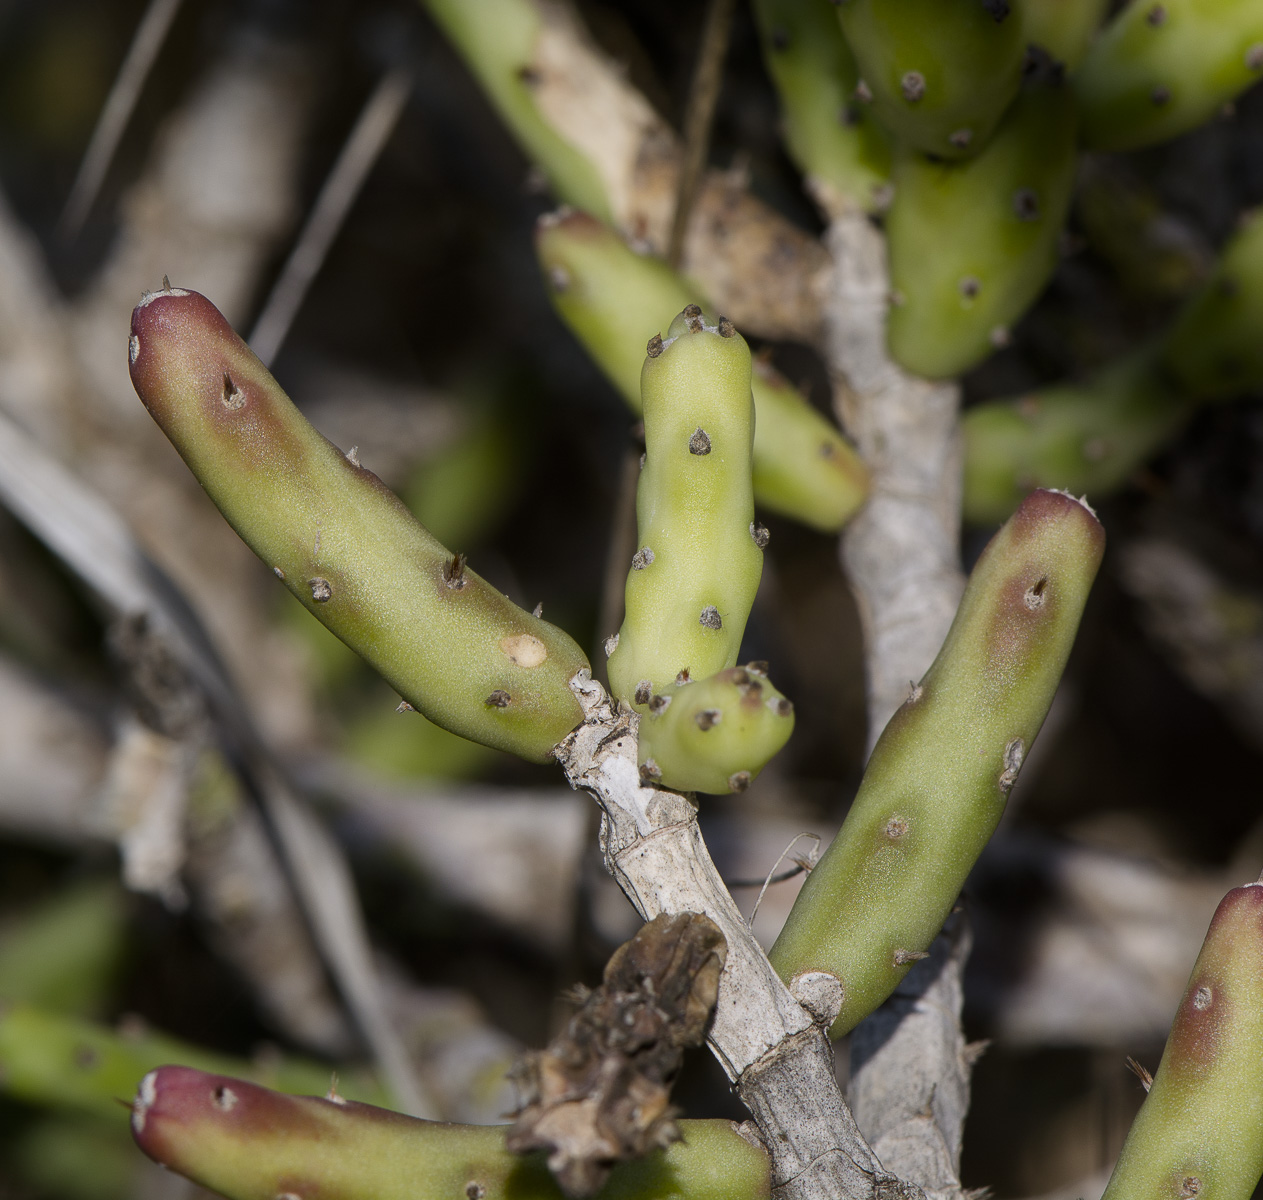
[0, 1, 1262, 1197]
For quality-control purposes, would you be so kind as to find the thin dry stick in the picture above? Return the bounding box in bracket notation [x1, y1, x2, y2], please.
[59, 0, 185, 238]
[250, 67, 412, 366]
[666, 0, 737, 270]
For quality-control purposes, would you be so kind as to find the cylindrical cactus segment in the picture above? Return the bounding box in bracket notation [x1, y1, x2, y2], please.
[1162, 208, 1263, 400]
[962, 351, 1190, 525]
[606, 308, 763, 712]
[750, 0, 892, 214]
[1100, 883, 1263, 1200]
[420, 0, 613, 221]
[1074, 0, 1263, 152]
[885, 70, 1078, 379]
[637, 665, 796, 795]
[834, 0, 1026, 160]
[1019, 0, 1111, 70]
[131, 1066, 771, 1200]
[129, 287, 588, 763]
[535, 210, 867, 532]
[769, 489, 1105, 1037]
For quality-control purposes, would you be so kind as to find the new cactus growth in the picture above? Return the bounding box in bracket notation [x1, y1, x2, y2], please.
[751, 0, 891, 214]
[128, 286, 588, 763]
[962, 352, 1188, 525]
[1162, 208, 1263, 400]
[1099, 882, 1263, 1200]
[535, 210, 868, 532]
[885, 68, 1078, 379]
[130, 1067, 771, 1200]
[769, 489, 1104, 1036]
[636, 665, 796, 795]
[605, 307, 763, 712]
[834, 0, 1026, 160]
[1074, 0, 1263, 152]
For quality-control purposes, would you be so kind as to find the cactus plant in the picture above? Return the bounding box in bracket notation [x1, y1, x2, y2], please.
[1099, 882, 1263, 1200]
[130, 1066, 771, 1200]
[769, 490, 1105, 1036]
[535, 209, 869, 532]
[833, 0, 1026, 160]
[1074, 0, 1263, 152]
[128, 285, 589, 763]
[636, 664, 796, 795]
[885, 66, 1078, 379]
[605, 306, 763, 713]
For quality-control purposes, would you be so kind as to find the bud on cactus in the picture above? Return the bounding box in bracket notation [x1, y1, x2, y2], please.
[834, 0, 1026, 160]
[130, 1066, 771, 1200]
[1162, 208, 1263, 400]
[769, 489, 1104, 1036]
[1075, 0, 1263, 152]
[607, 308, 763, 711]
[962, 351, 1188, 525]
[129, 286, 588, 763]
[1019, 0, 1111, 69]
[535, 210, 868, 532]
[886, 68, 1078, 379]
[1100, 883, 1263, 1200]
[637, 665, 796, 795]
[751, 0, 892, 214]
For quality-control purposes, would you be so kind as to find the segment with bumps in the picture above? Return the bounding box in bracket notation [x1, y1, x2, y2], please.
[1100, 883, 1263, 1200]
[885, 68, 1078, 379]
[129, 287, 588, 763]
[769, 490, 1104, 1036]
[637, 665, 796, 795]
[130, 1066, 771, 1200]
[751, 0, 892, 214]
[1074, 0, 1263, 152]
[606, 307, 763, 712]
[962, 351, 1188, 524]
[835, 0, 1026, 160]
[535, 210, 868, 532]
[1162, 208, 1263, 400]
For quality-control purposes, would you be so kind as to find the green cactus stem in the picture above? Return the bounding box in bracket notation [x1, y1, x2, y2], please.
[536, 210, 868, 532]
[0, 1005, 378, 1125]
[1100, 882, 1263, 1200]
[636, 664, 796, 794]
[1162, 208, 1263, 400]
[129, 286, 588, 763]
[834, 0, 1026, 160]
[750, 0, 892, 214]
[769, 489, 1104, 1037]
[885, 68, 1078, 379]
[419, 0, 613, 221]
[1074, 0, 1263, 152]
[606, 307, 763, 712]
[1019, 0, 1111, 69]
[131, 1066, 771, 1200]
[961, 351, 1189, 525]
